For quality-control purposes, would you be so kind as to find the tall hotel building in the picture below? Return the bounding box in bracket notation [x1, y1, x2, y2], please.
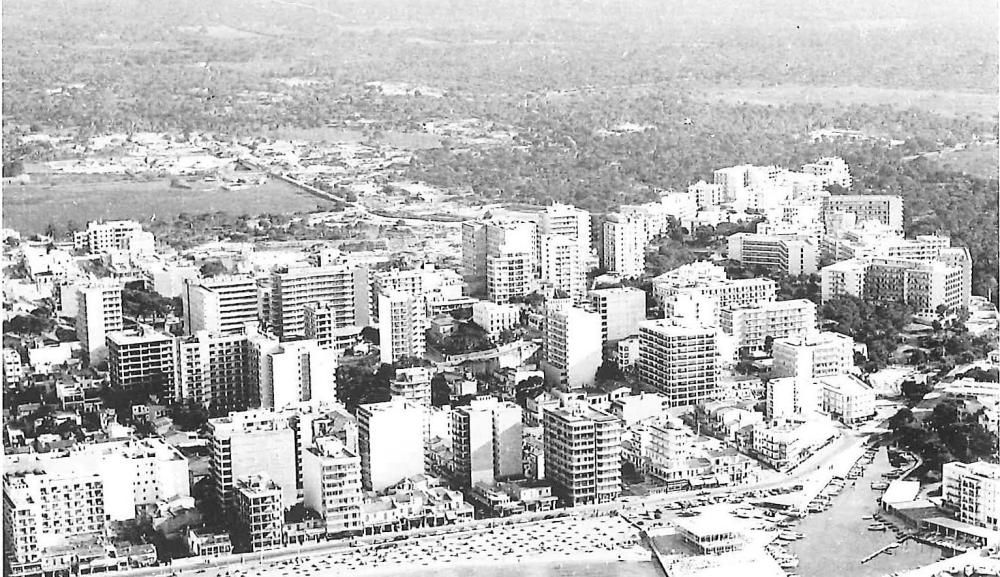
[602, 213, 645, 279]
[451, 397, 523, 488]
[356, 400, 425, 492]
[269, 264, 358, 340]
[541, 301, 603, 390]
[543, 403, 622, 507]
[182, 275, 259, 335]
[377, 290, 427, 364]
[76, 281, 124, 364]
[637, 319, 719, 407]
[207, 410, 297, 512]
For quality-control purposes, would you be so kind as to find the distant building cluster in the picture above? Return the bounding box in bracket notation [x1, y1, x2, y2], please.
[1, 152, 992, 575]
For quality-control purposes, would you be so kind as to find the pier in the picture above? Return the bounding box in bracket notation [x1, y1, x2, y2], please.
[860, 536, 910, 564]
[641, 531, 671, 577]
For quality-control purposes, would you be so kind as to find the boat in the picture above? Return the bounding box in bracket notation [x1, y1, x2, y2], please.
[779, 558, 800, 569]
[872, 482, 890, 490]
[887, 543, 900, 549]
[778, 531, 802, 541]
[868, 524, 887, 532]
[862, 515, 874, 520]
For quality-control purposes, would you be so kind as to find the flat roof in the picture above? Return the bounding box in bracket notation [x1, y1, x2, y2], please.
[882, 480, 920, 504]
[924, 517, 1000, 542]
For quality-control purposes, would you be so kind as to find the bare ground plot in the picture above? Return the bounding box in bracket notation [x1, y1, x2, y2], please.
[701, 84, 998, 119]
[3, 175, 331, 234]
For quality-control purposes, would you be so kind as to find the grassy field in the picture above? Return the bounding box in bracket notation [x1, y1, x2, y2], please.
[702, 84, 999, 119]
[2, 175, 332, 234]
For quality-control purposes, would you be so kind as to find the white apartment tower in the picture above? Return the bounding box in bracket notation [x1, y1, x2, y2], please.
[356, 400, 425, 491]
[543, 402, 622, 507]
[269, 264, 359, 340]
[771, 331, 855, 380]
[451, 397, 523, 488]
[542, 301, 603, 390]
[602, 213, 645, 279]
[251, 338, 338, 410]
[234, 474, 284, 552]
[302, 438, 362, 536]
[182, 275, 259, 335]
[540, 234, 585, 303]
[588, 287, 647, 342]
[637, 319, 719, 407]
[76, 282, 123, 364]
[378, 290, 427, 364]
[207, 410, 297, 512]
[942, 462, 1000, 531]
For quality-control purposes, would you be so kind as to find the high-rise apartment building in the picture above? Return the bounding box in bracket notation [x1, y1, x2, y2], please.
[541, 301, 603, 390]
[76, 282, 124, 364]
[302, 438, 362, 536]
[463, 219, 537, 299]
[207, 410, 297, 512]
[234, 474, 284, 552]
[303, 302, 363, 353]
[540, 234, 585, 303]
[637, 319, 719, 407]
[378, 290, 426, 364]
[107, 326, 176, 395]
[370, 268, 425, 323]
[176, 331, 255, 411]
[451, 397, 523, 488]
[601, 213, 645, 279]
[543, 402, 622, 507]
[250, 338, 338, 410]
[4, 461, 106, 576]
[588, 287, 646, 342]
[538, 203, 592, 270]
[356, 400, 425, 491]
[182, 275, 259, 335]
[269, 264, 359, 340]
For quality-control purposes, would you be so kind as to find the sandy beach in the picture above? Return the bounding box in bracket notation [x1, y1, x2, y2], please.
[205, 516, 649, 577]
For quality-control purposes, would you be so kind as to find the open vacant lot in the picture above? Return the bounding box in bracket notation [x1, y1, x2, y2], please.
[2, 175, 331, 234]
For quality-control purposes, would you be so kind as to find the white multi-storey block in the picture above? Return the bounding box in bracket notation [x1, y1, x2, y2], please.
[76, 281, 124, 364]
[637, 319, 719, 407]
[601, 213, 645, 279]
[543, 402, 622, 507]
[541, 301, 603, 390]
[771, 331, 855, 380]
[451, 396, 523, 488]
[182, 274, 258, 335]
[942, 461, 1000, 531]
[303, 438, 362, 536]
[472, 300, 520, 339]
[208, 410, 297, 512]
[378, 290, 427, 364]
[356, 399, 425, 492]
[720, 299, 817, 352]
[588, 287, 646, 343]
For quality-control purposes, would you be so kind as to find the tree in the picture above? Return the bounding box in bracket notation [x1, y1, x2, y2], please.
[199, 260, 228, 278]
[514, 376, 545, 409]
[431, 373, 451, 407]
[595, 359, 624, 383]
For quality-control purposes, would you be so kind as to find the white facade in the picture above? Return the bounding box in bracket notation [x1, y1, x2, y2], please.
[76, 282, 124, 364]
[602, 213, 645, 279]
[942, 461, 1000, 531]
[254, 339, 338, 410]
[451, 397, 523, 488]
[208, 410, 297, 511]
[818, 374, 875, 424]
[720, 299, 817, 352]
[378, 290, 427, 364]
[183, 275, 258, 335]
[802, 157, 852, 189]
[357, 400, 425, 492]
[175, 331, 253, 411]
[107, 326, 176, 393]
[588, 287, 646, 342]
[637, 319, 719, 407]
[472, 300, 520, 339]
[269, 264, 361, 339]
[541, 302, 603, 390]
[823, 195, 904, 233]
[727, 233, 818, 276]
[302, 438, 362, 535]
[540, 234, 585, 303]
[771, 331, 855, 380]
[765, 377, 819, 420]
[390, 367, 433, 408]
[543, 402, 622, 506]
